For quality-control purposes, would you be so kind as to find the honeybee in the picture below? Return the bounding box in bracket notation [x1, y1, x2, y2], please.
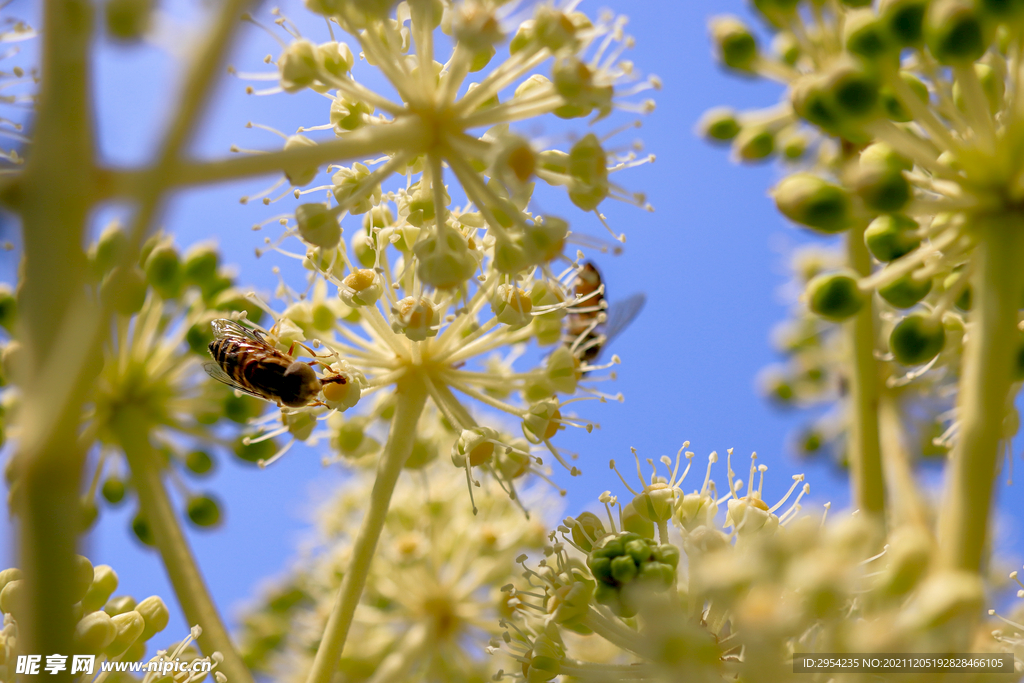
[564, 262, 646, 364]
[204, 319, 346, 408]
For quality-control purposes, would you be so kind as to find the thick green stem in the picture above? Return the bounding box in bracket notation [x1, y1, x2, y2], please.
[305, 375, 429, 683]
[14, 0, 96, 669]
[938, 219, 1024, 571]
[114, 411, 253, 683]
[846, 226, 886, 519]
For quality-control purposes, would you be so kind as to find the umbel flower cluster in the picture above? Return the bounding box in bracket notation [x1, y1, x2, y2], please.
[493, 445, 1024, 683]
[699, 0, 1024, 589]
[239, 447, 550, 683]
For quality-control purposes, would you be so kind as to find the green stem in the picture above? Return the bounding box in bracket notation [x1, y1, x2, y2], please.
[14, 0, 96, 670]
[846, 225, 886, 520]
[879, 392, 930, 530]
[938, 219, 1024, 571]
[114, 411, 254, 683]
[305, 375, 429, 683]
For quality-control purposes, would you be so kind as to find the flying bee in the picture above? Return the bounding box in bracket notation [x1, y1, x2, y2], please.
[564, 262, 646, 365]
[204, 319, 346, 408]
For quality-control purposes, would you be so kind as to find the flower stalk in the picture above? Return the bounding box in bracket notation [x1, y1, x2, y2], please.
[845, 224, 886, 521]
[306, 376, 429, 683]
[114, 408, 253, 683]
[938, 217, 1024, 572]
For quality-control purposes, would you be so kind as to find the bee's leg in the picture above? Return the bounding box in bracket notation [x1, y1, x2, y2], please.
[308, 400, 328, 408]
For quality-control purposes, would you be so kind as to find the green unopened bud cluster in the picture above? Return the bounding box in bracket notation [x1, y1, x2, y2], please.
[586, 531, 679, 617]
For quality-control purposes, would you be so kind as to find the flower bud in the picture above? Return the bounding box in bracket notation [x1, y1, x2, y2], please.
[823, 59, 880, 120]
[522, 400, 561, 442]
[279, 39, 320, 92]
[852, 162, 911, 213]
[567, 134, 609, 211]
[674, 492, 718, 531]
[733, 126, 775, 162]
[414, 229, 478, 289]
[726, 496, 779, 536]
[710, 16, 758, 72]
[878, 271, 933, 308]
[70, 555, 95, 604]
[570, 511, 606, 552]
[549, 581, 592, 627]
[105, 611, 145, 656]
[136, 595, 169, 639]
[332, 163, 381, 214]
[283, 134, 319, 187]
[699, 107, 741, 142]
[880, 0, 928, 45]
[881, 72, 929, 121]
[0, 578, 25, 618]
[102, 266, 148, 317]
[339, 269, 384, 307]
[620, 501, 655, 539]
[105, 0, 152, 41]
[491, 284, 533, 327]
[104, 595, 137, 616]
[774, 173, 852, 233]
[183, 243, 220, 287]
[926, 0, 988, 65]
[293, 203, 341, 249]
[185, 449, 214, 476]
[144, 244, 183, 299]
[844, 9, 893, 60]
[132, 511, 155, 546]
[74, 610, 117, 654]
[187, 495, 222, 528]
[234, 435, 279, 464]
[865, 213, 921, 261]
[807, 272, 866, 321]
[102, 476, 128, 504]
[533, 6, 579, 52]
[496, 442, 532, 480]
[632, 486, 675, 524]
[523, 216, 568, 265]
[82, 565, 119, 613]
[391, 297, 438, 341]
[890, 313, 945, 365]
[544, 346, 579, 395]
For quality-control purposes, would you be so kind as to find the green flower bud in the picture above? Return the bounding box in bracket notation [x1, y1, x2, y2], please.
[104, 595, 137, 616]
[294, 203, 341, 249]
[92, 223, 128, 276]
[279, 39, 319, 92]
[943, 270, 973, 310]
[710, 16, 758, 71]
[318, 41, 354, 78]
[102, 266, 148, 317]
[791, 74, 840, 131]
[926, 0, 988, 65]
[105, 0, 152, 41]
[136, 595, 170, 639]
[733, 126, 775, 162]
[491, 284, 533, 327]
[774, 173, 852, 233]
[283, 134, 319, 187]
[674, 492, 718, 531]
[880, 0, 928, 45]
[624, 538, 653, 564]
[550, 580, 593, 627]
[339, 269, 384, 307]
[234, 435, 279, 464]
[0, 568, 21, 597]
[824, 60, 880, 120]
[132, 511, 155, 546]
[881, 72, 930, 122]
[891, 313, 945, 364]
[610, 554, 638, 584]
[391, 296, 438, 341]
[534, 6, 578, 51]
[452, 427, 497, 468]
[332, 163, 381, 214]
[952, 63, 1004, 115]
[522, 400, 561, 442]
[545, 346, 579, 395]
[0, 578, 25, 618]
[570, 512, 606, 552]
[853, 163, 911, 213]
[186, 495, 222, 528]
[185, 449, 214, 476]
[102, 476, 128, 505]
[74, 610, 117, 654]
[977, 0, 1024, 19]
[773, 31, 801, 65]
[865, 214, 921, 261]
[779, 130, 810, 159]
[493, 235, 530, 274]
[414, 229, 478, 289]
[71, 555, 95, 604]
[633, 485, 676, 524]
[183, 243, 220, 287]
[523, 216, 568, 265]
[144, 244, 183, 299]
[567, 134, 609, 211]
[638, 560, 676, 587]
[807, 272, 866, 321]
[526, 632, 564, 683]
[699, 107, 741, 142]
[620, 501, 655, 539]
[879, 272, 933, 308]
[330, 95, 374, 132]
[105, 610, 145, 657]
[845, 10, 893, 60]
[82, 565, 119, 613]
[0, 285, 14, 333]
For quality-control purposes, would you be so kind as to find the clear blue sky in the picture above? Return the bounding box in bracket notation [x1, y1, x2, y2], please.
[3, 0, 1023, 642]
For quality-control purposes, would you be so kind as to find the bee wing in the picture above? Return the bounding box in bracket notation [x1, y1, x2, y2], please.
[211, 318, 269, 345]
[601, 292, 647, 351]
[203, 361, 269, 401]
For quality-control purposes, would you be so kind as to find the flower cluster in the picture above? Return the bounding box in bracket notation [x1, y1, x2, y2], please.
[223, 0, 657, 498]
[0, 557, 188, 680]
[493, 443, 1018, 682]
[238, 452, 551, 682]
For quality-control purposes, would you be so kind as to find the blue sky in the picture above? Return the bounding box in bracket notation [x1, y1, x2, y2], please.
[3, 0, 1023, 644]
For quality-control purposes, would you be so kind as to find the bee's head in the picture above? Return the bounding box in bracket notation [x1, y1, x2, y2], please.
[280, 361, 322, 407]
